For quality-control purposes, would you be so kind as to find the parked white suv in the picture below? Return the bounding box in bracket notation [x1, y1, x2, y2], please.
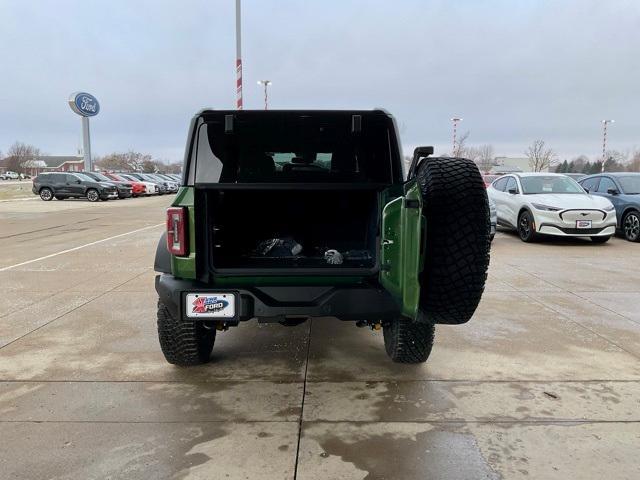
[1, 171, 20, 180]
[487, 173, 617, 243]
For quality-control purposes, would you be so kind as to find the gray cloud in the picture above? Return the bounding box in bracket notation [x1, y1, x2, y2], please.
[1, 0, 638, 161]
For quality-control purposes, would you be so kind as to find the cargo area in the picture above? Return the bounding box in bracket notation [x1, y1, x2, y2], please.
[204, 187, 379, 271]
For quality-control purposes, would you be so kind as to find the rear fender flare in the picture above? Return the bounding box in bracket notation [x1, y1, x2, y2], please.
[154, 232, 171, 273]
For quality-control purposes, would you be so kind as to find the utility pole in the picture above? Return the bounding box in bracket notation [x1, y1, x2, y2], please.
[451, 117, 463, 156]
[601, 119, 614, 172]
[235, 0, 243, 110]
[257, 80, 272, 109]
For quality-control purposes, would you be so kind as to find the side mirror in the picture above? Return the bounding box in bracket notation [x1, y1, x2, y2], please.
[407, 146, 434, 180]
[76, 180, 81, 184]
[607, 188, 619, 195]
[508, 188, 518, 195]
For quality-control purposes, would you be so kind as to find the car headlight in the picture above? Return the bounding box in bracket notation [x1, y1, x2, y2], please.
[604, 204, 615, 211]
[531, 203, 562, 212]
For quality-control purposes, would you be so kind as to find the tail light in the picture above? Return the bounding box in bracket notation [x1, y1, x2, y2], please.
[166, 207, 188, 256]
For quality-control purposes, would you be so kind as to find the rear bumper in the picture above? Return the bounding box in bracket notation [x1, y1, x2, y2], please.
[155, 274, 400, 322]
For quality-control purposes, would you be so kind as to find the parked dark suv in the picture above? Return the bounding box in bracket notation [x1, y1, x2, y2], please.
[32, 172, 118, 202]
[154, 109, 491, 366]
[81, 171, 133, 199]
[579, 172, 640, 242]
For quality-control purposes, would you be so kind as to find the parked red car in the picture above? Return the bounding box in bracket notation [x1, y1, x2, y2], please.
[102, 172, 146, 196]
[482, 174, 501, 187]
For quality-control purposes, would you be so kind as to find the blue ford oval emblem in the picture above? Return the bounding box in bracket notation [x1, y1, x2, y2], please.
[68, 92, 100, 117]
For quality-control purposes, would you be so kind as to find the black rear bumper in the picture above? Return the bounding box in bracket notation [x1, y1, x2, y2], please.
[155, 274, 400, 322]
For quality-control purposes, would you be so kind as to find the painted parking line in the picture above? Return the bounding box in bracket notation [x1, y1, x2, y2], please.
[0, 223, 164, 272]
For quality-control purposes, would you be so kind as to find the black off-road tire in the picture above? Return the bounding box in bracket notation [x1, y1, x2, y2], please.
[383, 315, 435, 363]
[415, 157, 491, 325]
[157, 301, 216, 366]
[590, 236, 611, 244]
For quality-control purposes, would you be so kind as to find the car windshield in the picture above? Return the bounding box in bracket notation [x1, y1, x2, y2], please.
[90, 172, 111, 182]
[618, 176, 640, 194]
[520, 176, 585, 194]
[73, 173, 94, 182]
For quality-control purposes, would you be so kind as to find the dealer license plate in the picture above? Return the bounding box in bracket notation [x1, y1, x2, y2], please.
[576, 220, 592, 229]
[186, 293, 235, 318]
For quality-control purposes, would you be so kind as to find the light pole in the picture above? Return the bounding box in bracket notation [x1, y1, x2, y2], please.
[451, 117, 463, 155]
[257, 80, 272, 110]
[235, 0, 243, 110]
[601, 119, 615, 172]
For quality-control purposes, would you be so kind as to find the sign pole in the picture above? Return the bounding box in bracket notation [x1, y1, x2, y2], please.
[235, 0, 243, 110]
[69, 92, 99, 172]
[81, 116, 92, 171]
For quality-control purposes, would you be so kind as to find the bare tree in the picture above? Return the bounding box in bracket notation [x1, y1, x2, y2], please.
[452, 131, 470, 157]
[477, 144, 494, 173]
[627, 150, 640, 172]
[5, 142, 41, 174]
[163, 162, 183, 174]
[142, 159, 158, 173]
[95, 150, 154, 172]
[525, 140, 556, 172]
[463, 146, 481, 162]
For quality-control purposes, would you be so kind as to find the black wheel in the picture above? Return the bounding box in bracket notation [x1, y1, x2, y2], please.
[591, 236, 611, 244]
[86, 189, 100, 202]
[518, 210, 537, 242]
[39, 187, 53, 201]
[622, 211, 640, 242]
[415, 157, 491, 325]
[157, 301, 215, 366]
[383, 314, 435, 364]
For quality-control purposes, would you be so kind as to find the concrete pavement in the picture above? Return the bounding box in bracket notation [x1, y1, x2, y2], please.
[0, 196, 639, 479]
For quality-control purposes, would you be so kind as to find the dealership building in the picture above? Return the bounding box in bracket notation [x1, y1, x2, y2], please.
[0, 155, 84, 177]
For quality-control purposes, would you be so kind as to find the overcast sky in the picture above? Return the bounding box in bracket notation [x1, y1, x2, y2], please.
[1, 0, 638, 162]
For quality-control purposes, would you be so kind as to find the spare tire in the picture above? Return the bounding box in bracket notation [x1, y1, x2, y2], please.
[415, 157, 490, 324]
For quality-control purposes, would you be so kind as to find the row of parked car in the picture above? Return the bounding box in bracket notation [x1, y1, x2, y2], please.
[484, 172, 640, 243]
[31, 171, 182, 202]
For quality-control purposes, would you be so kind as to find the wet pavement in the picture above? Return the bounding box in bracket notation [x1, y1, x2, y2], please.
[0, 196, 639, 479]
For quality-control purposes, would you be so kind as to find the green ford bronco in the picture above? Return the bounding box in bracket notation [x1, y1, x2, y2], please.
[154, 109, 490, 365]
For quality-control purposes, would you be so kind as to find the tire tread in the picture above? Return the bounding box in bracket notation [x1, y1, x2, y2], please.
[415, 157, 491, 324]
[157, 301, 215, 366]
[384, 316, 435, 363]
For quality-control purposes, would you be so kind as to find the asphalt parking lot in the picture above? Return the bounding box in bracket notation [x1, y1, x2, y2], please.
[1, 196, 639, 479]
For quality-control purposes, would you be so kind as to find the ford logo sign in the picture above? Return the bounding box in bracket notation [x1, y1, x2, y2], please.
[68, 92, 100, 117]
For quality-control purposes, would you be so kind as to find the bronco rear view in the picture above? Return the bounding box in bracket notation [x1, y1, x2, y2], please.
[154, 109, 491, 365]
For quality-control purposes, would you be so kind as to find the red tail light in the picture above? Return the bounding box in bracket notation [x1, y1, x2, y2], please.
[166, 207, 188, 256]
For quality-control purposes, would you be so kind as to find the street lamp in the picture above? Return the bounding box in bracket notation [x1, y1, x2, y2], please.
[601, 119, 615, 172]
[451, 117, 463, 155]
[257, 80, 272, 110]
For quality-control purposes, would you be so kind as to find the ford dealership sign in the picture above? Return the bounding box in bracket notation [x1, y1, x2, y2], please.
[68, 92, 100, 117]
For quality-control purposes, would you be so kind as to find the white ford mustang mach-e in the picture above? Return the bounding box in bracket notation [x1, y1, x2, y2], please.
[488, 173, 616, 243]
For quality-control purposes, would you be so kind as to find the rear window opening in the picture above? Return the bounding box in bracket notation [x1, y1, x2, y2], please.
[193, 111, 398, 184]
